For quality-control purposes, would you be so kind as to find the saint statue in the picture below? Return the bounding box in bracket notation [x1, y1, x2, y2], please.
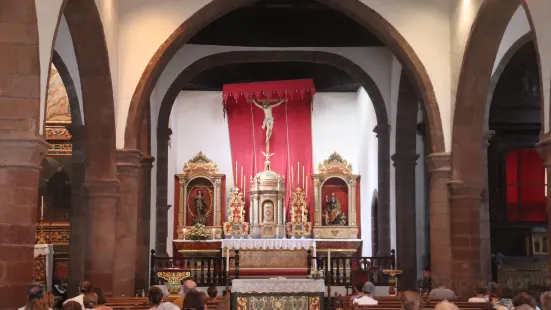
[252, 98, 284, 143]
[194, 191, 208, 225]
[324, 192, 347, 226]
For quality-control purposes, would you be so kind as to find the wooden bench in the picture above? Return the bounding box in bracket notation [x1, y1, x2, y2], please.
[106, 294, 228, 310]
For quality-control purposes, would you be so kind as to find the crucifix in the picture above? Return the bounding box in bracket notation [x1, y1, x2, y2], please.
[249, 94, 288, 168]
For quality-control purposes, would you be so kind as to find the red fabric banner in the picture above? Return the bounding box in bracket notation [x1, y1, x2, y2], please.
[223, 79, 315, 223]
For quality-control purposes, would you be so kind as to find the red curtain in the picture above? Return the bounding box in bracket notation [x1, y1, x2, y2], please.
[223, 79, 315, 222]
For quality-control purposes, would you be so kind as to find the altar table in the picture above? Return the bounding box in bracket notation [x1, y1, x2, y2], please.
[222, 239, 316, 272]
[33, 244, 54, 291]
[231, 279, 324, 310]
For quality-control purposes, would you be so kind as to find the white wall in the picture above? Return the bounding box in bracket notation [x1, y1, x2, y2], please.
[492, 7, 531, 75]
[164, 90, 380, 251]
[356, 88, 379, 256]
[35, 0, 64, 133]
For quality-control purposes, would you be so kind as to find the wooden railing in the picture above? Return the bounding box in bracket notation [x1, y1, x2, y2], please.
[150, 250, 231, 287]
[307, 249, 396, 289]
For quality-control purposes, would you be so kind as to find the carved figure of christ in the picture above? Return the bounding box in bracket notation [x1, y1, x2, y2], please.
[251, 98, 285, 144]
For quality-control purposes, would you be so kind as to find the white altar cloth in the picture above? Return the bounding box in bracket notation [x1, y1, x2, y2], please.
[231, 278, 325, 293]
[221, 238, 315, 250]
[34, 244, 54, 291]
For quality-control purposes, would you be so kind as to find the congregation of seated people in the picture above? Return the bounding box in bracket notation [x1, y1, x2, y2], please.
[18, 278, 551, 310]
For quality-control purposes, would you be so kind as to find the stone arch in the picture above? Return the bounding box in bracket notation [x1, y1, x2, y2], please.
[153, 51, 391, 254]
[124, 0, 445, 155]
[449, 0, 539, 296]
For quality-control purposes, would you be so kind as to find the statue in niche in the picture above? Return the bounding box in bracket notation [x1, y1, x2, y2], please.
[46, 166, 71, 211]
[263, 200, 275, 224]
[324, 192, 347, 226]
[193, 191, 208, 225]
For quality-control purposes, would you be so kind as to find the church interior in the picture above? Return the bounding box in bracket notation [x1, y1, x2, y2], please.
[3, 0, 551, 309]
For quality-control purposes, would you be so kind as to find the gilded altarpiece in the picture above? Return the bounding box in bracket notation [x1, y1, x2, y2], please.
[175, 152, 225, 239]
[312, 153, 359, 239]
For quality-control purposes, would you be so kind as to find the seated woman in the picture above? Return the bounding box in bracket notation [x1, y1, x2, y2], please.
[401, 291, 422, 310]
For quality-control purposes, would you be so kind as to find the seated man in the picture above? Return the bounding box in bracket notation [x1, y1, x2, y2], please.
[417, 268, 433, 295]
[352, 282, 378, 305]
[64, 280, 93, 307]
[468, 281, 488, 302]
[183, 281, 208, 310]
[429, 285, 457, 301]
[18, 284, 45, 310]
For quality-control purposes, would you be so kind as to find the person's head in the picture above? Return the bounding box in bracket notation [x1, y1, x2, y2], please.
[207, 286, 218, 299]
[513, 293, 538, 309]
[148, 286, 164, 306]
[540, 291, 551, 310]
[157, 302, 180, 310]
[362, 282, 375, 296]
[92, 288, 107, 306]
[40, 292, 55, 309]
[423, 268, 431, 278]
[62, 301, 83, 310]
[401, 291, 422, 310]
[474, 281, 487, 296]
[83, 292, 98, 309]
[183, 280, 197, 293]
[497, 284, 514, 299]
[183, 289, 207, 308]
[79, 281, 93, 294]
[434, 301, 459, 310]
[488, 282, 497, 295]
[27, 284, 45, 302]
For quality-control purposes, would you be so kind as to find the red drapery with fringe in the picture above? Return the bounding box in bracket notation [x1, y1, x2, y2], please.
[223, 79, 315, 223]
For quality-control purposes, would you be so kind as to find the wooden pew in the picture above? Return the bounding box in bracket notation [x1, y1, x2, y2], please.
[106, 295, 227, 310]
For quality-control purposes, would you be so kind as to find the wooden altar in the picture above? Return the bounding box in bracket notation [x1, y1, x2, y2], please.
[175, 152, 225, 239]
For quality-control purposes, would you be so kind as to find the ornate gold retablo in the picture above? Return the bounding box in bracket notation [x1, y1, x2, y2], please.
[317, 152, 353, 176]
[183, 152, 219, 176]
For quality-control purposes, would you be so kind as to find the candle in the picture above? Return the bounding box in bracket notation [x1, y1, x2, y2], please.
[40, 196, 44, 219]
[241, 166, 244, 189]
[212, 228, 215, 240]
[244, 176, 246, 197]
[226, 248, 230, 270]
[291, 167, 294, 187]
[297, 162, 300, 188]
[303, 166, 305, 189]
[183, 228, 187, 240]
[235, 161, 238, 187]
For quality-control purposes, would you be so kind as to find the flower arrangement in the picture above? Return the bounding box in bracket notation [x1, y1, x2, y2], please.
[307, 268, 325, 279]
[189, 222, 211, 240]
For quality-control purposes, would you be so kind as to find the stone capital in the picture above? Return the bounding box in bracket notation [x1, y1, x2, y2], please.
[141, 155, 155, 169]
[391, 153, 420, 167]
[116, 149, 143, 176]
[157, 204, 172, 212]
[426, 152, 451, 177]
[536, 133, 551, 167]
[447, 180, 484, 200]
[66, 124, 85, 142]
[83, 179, 120, 199]
[0, 136, 49, 170]
[483, 130, 495, 148]
[373, 124, 390, 138]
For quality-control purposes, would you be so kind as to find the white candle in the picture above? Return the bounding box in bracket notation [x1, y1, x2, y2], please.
[297, 162, 300, 188]
[303, 166, 305, 189]
[183, 228, 187, 240]
[241, 166, 244, 189]
[291, 167, 294, 187]
[212, 228, 215, 240]
[244, 175, 246, 197]
[226, 248, 230, 270]
[235, 161, 238, 187]
[40, 196, 44, 219]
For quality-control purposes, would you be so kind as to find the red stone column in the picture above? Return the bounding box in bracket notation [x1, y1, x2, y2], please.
[0, 130, 48, 309]
[480, 130, 494, 283]
[113, 149, 143, 296]
[447, 180, 484, 297]
[374, 124, 391, 256]
[135, 156, 154, 290]
[536, 133, 551, 286]
[426, 153, 452, 289]
[84, 179, 119, 294]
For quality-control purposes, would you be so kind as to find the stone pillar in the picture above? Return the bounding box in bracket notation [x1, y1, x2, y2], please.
[66, 125, 86, 297]
[84, 179, 119, 294]
[426, 153, 452, 289]
[113, 149, 143, 296]
[374, 124, 391, 256]
[136, 156, 154, 290]
[392, 153, 419, 290]
[0, 123, 49, 308]
[536, 133, 551, 286]
[480, 130, 494, 283]
[447, 180, 484, 297]
[155, 144, 169, 256]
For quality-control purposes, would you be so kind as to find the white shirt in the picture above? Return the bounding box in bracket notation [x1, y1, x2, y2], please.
[469, 297, 488, 302]
[353, 296, 379, 305]
[64, 294, 84, 307]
